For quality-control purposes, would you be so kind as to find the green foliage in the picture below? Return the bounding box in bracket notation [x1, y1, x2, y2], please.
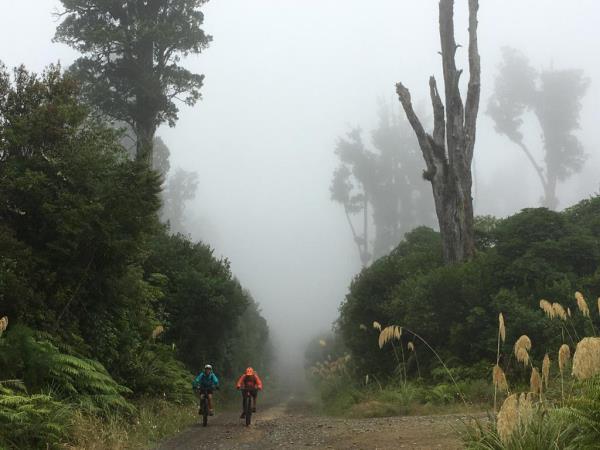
[461, 377, 600, 450]
[488, 47, 589, 209]
[557, 377, 600, 448]
[338, 227, 443, 376]
[70, 398, 197, 450]
[338, 201, 600, 380]
[330, 102, 436, 265]
[0, 62, 271, 447]
[310, 374, 484, 418]
[462, 410, 570, 450]
[0, 326, 133, 415]
[0, 384, 72, 450]
[55, 0, 212, 161]
[143, 232, 271, 378]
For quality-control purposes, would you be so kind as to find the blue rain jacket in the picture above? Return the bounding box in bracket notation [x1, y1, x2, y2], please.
[192, 371, 219, 390]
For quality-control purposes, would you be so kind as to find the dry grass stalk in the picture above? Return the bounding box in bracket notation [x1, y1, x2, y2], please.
[0, 316, 7, 335]
[151, 325, 164, 339]
[378, 325, 401, 349]
[378, 327, 388, 348]
[597, 297, 600, 316]
[540, 299, 554, 319]
[542, 354, 550, 388]
[575, 291, 590, 317]
[516, 348, 530, 367]
[394, 326, 402, 340]
[499, 313, 506, 343]
[558, 344, 571, 374]
[518, 392, 534, 426]
[514, 335, 532, 352]
[514, 335, 532, 367]
[496, 392, 535, 444]
[567, 307, 572, 318]
[572, 337, 600, 380]
[373, 321, 382, 331]
[493, 364, 509, 393]
[530, 367, 541, 395]
[497, 394, 518, 443]
[552, 303, 567, 321]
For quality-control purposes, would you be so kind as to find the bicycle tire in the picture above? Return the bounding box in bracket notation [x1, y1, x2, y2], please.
[202, 396, 208, 427]
[244, 393, 251, 426]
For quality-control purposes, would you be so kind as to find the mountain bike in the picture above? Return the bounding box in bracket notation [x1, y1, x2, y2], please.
[196, 388, 210, 427]
[241, 388, 254, 426]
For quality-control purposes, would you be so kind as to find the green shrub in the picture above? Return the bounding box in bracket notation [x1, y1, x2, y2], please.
[337, 200, 600, 380]
[0, 383, 72, 450]
[0, 326, 134, 415]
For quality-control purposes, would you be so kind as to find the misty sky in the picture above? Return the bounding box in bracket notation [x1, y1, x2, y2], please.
[1, 0, 599, 362]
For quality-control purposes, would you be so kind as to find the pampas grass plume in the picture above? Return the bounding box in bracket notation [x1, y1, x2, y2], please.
[552, 303, 567, 321]
[498, 313, 506, 343]
[540, 299, 554, 319]
[493, 364, 509, 393]
[542, 354, 550, 388]
[514, 335, 532, 367]
[572, 337, 600, 380]
[558, 344, 570, 374]
[497, 394, 518, 444]
[575, 291, 590, 317]
[530, 367, 541, 395]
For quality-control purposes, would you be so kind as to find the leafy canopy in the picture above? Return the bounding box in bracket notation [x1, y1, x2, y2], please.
[54, 0, 212, 160]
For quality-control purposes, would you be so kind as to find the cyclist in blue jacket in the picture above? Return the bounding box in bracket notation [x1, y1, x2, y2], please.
[192, 364, 219, 415]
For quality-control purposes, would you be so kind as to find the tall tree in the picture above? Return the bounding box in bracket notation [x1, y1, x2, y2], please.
[396, 0, 481, 264]
[54, 0, 212, 165]
[488, 47, 589, 209]
[331, 129, 372, 267]
[330, 102, 435, 266]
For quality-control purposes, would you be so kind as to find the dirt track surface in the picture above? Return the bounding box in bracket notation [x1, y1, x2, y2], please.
[156, 401, 468, 450]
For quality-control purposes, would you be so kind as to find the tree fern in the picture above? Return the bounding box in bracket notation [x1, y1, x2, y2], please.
[0, 326, 134, 415]
[555, 376, 600, 448]
[0, 387, 71, 450]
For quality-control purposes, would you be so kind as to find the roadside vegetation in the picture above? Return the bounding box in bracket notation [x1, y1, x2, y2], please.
[307, 197, 600, 448]
[0, 64, 271, 449]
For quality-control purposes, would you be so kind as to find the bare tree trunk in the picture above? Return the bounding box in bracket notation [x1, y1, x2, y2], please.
[344, 206, 368, 268]
[362, 194, 369, 265]
[544, 174, 559, 210]
[135, 120, 156, 165]
[396, 0, 480, 264]
[513, 139, 558, 209]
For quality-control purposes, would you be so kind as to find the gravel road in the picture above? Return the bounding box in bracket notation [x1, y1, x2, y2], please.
[156, 399, 470, 450]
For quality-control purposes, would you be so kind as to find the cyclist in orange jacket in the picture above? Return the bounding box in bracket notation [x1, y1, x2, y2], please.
[236, 367, 263, 418]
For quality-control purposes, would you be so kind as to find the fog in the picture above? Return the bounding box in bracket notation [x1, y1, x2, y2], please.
[2, 0, 599, 365]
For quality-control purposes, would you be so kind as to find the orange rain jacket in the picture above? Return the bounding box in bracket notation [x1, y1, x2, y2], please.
[236, 372, 263, 390]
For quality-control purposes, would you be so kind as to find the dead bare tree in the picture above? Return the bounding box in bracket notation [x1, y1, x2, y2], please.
[396, 0, 480, 264]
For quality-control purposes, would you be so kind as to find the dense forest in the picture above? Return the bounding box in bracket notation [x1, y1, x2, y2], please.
[337, 200, 600, 377]
[0, 2, 271, 446]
